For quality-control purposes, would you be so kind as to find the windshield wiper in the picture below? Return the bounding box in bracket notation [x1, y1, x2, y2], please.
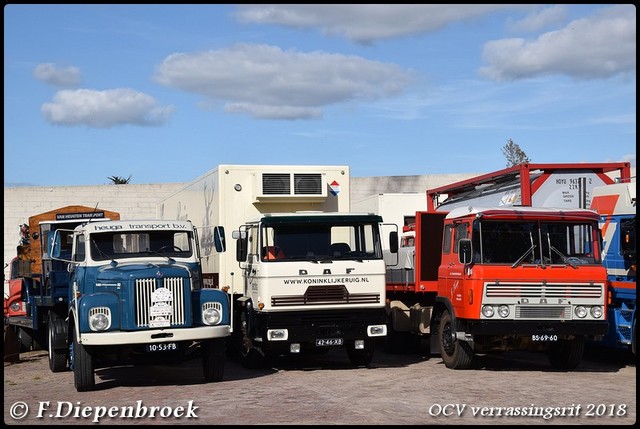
[145, 250, 175, 263]
[550, 246, 577, 268]
[92, 240, 117, 265]
[511, 244, 536, 268]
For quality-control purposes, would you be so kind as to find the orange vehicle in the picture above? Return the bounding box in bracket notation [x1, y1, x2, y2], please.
[386, 205, 609, 370]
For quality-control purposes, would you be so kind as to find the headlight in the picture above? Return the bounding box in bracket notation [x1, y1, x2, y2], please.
[590, 306, 603, 319]
[367, 325, 387, 336]
[202, 303, 222, 325]
[497, 305, 510, 318]
[574, 305, 588, 318]
[89, 307, 111, 331]
[482, 305, 494, 318]
[267, 329, 288, 341]
[9, 302, 21, 312]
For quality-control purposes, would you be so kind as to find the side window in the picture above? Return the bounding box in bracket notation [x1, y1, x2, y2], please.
[443, 225, 453, 254]
[454, 223, 469, 254]
[74, 234, 86, 262]
[250, 225, 259, 259]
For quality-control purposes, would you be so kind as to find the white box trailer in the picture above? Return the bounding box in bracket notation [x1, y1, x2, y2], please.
[158, 165, 394, 368]
[157, 164, 350, 291]
[352, 192, 427, 238]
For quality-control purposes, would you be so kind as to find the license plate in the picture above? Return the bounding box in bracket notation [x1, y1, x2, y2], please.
[316, 338, 343, 347]
[531, 335, 558, 342]
[146, 342, 178, 352]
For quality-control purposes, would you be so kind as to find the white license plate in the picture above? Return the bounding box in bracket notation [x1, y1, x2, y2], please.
[531, 335, 558, 342]
[316, 338, 343, 347]
[146, 342, 178, 352]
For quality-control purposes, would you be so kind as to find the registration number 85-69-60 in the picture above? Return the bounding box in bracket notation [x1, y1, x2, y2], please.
[532, 335, 558, 342]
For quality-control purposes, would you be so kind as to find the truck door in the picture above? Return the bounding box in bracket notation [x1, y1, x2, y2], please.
[443, 221, 470, 311]
[244, 225, 260, 300]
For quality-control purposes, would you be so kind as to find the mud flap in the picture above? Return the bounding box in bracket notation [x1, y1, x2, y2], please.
[4, 325, 21, 363]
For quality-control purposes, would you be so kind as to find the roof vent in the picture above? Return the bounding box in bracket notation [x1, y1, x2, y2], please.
[256, 172, 327, 202]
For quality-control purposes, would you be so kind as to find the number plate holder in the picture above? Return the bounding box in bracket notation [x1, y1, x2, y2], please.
[146, 342, 178, 352]
[531, 335, 558, 342]
[315, 338, 343, 347]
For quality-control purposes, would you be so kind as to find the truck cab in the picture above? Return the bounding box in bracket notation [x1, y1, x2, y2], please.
[49, 219, 230, 391]
[232, 212, 397, 368]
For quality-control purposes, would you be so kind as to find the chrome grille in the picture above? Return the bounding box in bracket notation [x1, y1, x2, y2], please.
[515, 305, 572, 319]
[272, 285, 380, 306]
[486, 283, 602, 299]
[135, 277, 185, 327]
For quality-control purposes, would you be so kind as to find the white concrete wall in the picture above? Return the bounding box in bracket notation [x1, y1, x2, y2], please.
[6, 166, 633, 286]
[3, 183, 184, 288]
[4, 175, 479, 286]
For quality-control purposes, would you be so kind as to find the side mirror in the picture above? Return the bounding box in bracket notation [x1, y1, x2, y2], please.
[458, 239, 472, 265]
[389, 231, 399, 254]
[213, 226, 226, 253]
[50, 231, 62, 259]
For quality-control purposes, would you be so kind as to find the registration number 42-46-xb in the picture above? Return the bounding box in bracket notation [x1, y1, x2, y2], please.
[315, 338, 343, 347]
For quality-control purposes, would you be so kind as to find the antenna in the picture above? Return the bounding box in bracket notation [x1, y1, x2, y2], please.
[88, 202, 100, 223]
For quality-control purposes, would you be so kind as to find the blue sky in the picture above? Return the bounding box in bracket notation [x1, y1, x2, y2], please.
[4, 4, 636, 187]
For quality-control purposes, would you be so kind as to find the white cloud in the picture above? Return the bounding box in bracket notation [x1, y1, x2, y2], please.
[234, 4, 527, 44]
[153, 43, 412, 120]
[41, 88, 175, 128]
[33, 63, 82, 87]
[506, 5, 567, 33]
[480, 5, 636, 81]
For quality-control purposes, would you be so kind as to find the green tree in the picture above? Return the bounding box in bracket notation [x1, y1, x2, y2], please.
[107, 175, 132, 185]
[501, 139, 530, 167]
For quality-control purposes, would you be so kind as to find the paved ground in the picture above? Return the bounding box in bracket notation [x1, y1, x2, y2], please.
[4, 343, 636, 426]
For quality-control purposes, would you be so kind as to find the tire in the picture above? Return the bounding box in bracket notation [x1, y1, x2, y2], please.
[72, 329, 95, 392]
[48, 312, 68, 372]
[548, 336, 584, 370]
[438, 310, 473, 369]
[202, 338, 225, 382]
[239, 310, 264, 369]
[346, 339, 374, 367]
[632, 314, 636, 356]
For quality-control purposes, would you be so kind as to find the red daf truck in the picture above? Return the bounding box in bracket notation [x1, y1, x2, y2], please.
[385, 163, 625, 369]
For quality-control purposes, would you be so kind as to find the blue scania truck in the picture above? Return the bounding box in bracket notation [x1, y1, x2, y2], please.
[5, 205, 230, 391]
[591, 181, 636, 354]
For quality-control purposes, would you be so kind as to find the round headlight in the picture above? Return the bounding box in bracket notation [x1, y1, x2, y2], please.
[498, 304, 510, 318]
[10, 302, 21, 312]
[203, 307, 222, 325]
[90, 313, 110, 331]
[482, 305, 494, 318]
[590, 306, 603, 319]
[574, 305, 587, 318]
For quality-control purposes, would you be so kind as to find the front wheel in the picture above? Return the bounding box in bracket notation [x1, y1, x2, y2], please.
[547, 336, 584, 370]
[239, 310, 265, 369]
[438, 310, 473, 369]
[202, 338, 225, 382]
[48, 312, 68, 372]
[72, 329, 95, 392]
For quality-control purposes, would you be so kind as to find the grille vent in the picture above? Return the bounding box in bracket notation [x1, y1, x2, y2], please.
[257, 172, 327, 200]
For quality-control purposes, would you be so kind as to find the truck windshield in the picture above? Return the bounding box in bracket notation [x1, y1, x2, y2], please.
[90, 231, 193, 261]
[472, 220, 601, 266]
[260, 222, 382, 261]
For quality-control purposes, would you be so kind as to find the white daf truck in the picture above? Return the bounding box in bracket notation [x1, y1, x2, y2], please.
[157, 164, 397, 367]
